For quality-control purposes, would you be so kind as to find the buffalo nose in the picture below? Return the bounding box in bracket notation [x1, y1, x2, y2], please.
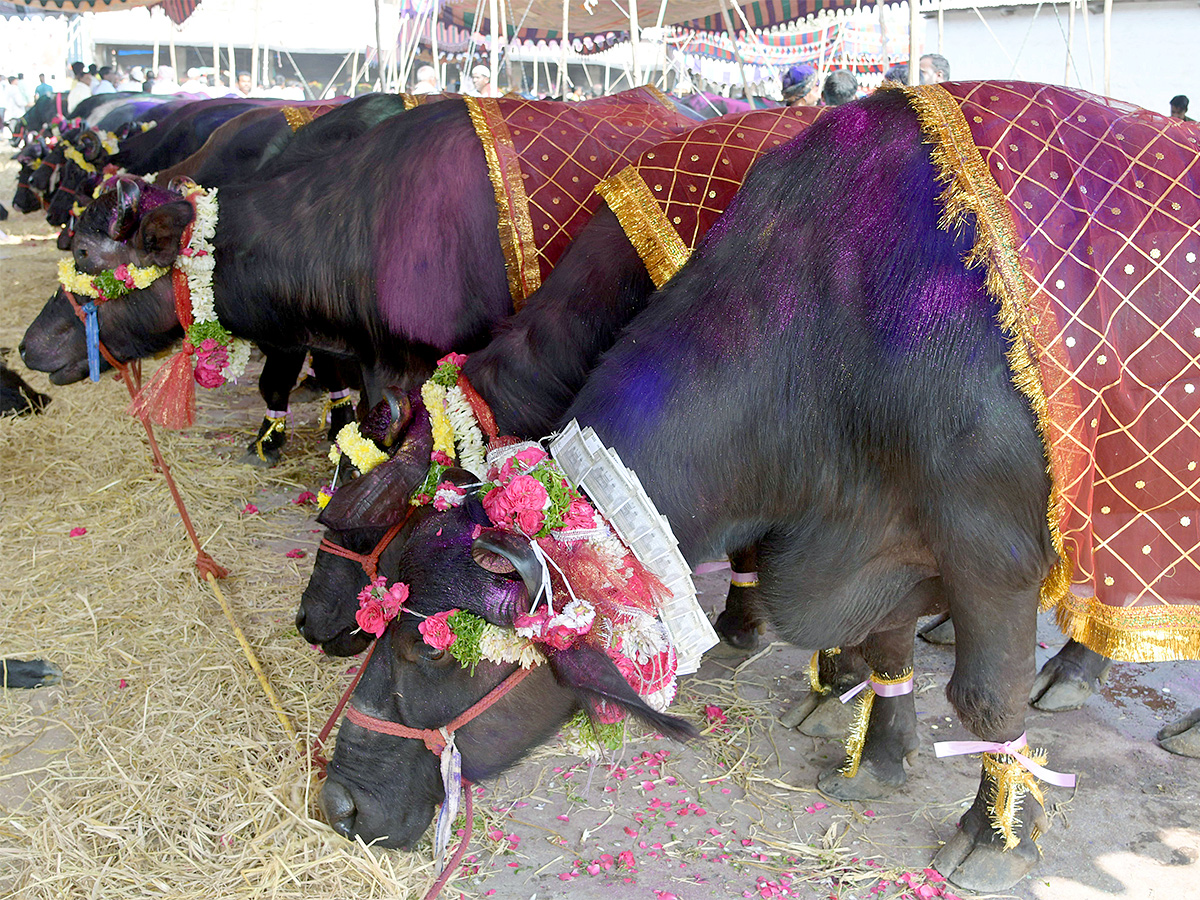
[319, 779, 358, 840]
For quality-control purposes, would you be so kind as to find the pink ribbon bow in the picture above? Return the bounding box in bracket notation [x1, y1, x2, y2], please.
[839, 674, 915, 703]
[934, 732, 1077, 788]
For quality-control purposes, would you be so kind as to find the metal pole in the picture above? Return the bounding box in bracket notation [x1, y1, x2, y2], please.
[561, 0, 569, 96]
[718, 0, 753, 99]
[228, 34, 237, 89]
[908, 0, 919, 86]
[937, 0, 944, 54]
[489, 0, 500, 94]
[319, 51, 353, 99]
[1102, 0, 1112, 96]
[1065, 0, 1075, 87]
[629, 0, 640, 86]
[252, 0, 261, 90]
[212, 36, 221, 87]
[375, 0, 384, 90]
[431, 1, 440, 88]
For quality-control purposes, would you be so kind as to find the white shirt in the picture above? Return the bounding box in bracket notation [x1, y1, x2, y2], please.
[92, 80, 116, 95]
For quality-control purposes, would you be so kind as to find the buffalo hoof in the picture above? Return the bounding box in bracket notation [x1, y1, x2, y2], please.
[817, 753, 910, 801]
[2, 658, 62, 689]
[780, 690, 855, 738]
[713, 582, 763, 651]
[1158, 707, 1200, 758]
[243, 417, 288, 467]
[918, 613, 956, 645]
[289, 374, 325, 405]
[1029, 640, 1111, 711]
[933, 779, 1046, 891]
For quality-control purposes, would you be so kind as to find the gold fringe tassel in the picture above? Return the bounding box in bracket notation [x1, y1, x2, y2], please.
[807, 647, 839, 695]
[253, 415, 287, 463]
[839, 668, 912, 779]
[595, 167, 692, 288]
[282, 107, 314, 132]
[886, 83, 1071, 614]
[982, 747, 1048, 851]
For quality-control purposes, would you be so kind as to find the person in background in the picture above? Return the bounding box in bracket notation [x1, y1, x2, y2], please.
[469, 64, 501, 97]
[92, 66, 117, 95]
[117, 66, 143, 92]
[66, 61, 92, 113]
[151, 65, 179, 94]
[919, 53, 950, 84]
[1170, 95, 1193, 122]
[821, 69, 858, 106]
[14, 73, 31, 110]
[179, 67, 206, 93]
[884, 63, 908, 84]
[33, 73, 54, 102]
[781, 63, 820, 107]
[411, 65, 438, 95]
[236, 71, 254, 97]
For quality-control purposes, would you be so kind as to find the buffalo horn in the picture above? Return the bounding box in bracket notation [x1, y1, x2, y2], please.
[109, 177, 141, 241]
[469, 529, 541, 623]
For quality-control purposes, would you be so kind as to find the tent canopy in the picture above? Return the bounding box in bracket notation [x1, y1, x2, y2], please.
[440, 0, 873, 42]
[8, 0, 201, 24]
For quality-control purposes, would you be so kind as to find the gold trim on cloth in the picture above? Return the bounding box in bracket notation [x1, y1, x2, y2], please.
[1055, 592, 1200, 662]
[892, 84, 1072, 612]
[597, 167, 692, 287]
[282, 107, 314, 132]
[402, 93, 418, 110]
[463, 96, 540, 308]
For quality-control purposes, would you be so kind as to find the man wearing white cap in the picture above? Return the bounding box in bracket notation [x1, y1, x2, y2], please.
[469, 64, 501, 97]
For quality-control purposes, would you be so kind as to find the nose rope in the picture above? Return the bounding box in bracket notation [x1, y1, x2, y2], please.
[317, 514, 409, 581]
[81, 300, 101, 382]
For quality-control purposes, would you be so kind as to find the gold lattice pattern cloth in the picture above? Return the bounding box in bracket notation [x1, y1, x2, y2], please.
[901, 81, 1200, 662]
[597, 106, 824, 286]
[464, 87, 694, 308]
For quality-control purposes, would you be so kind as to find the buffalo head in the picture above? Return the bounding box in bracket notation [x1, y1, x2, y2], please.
[20, 177, 193, 384]
[319, 499, 697, 848]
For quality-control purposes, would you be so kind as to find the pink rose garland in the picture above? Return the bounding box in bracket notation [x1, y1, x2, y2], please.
[355, 575, 410, 638]
[419, 609, 458, 650]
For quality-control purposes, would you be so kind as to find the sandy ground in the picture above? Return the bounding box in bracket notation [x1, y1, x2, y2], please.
[1, 155, 1198, 900]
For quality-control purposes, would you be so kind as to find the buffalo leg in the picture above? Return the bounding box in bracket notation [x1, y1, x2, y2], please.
[310, 351, 358, 442]
[1028, 638, 1111, 711]
[245, 345, 307, 466]
[713, 546, 764, 650]
[1158, 707, 1200, 757]
[2, 658, 62, 689]
[780, 644, 868, 737]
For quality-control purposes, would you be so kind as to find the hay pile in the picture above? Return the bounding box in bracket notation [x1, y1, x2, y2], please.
[1, 158, 951, 900]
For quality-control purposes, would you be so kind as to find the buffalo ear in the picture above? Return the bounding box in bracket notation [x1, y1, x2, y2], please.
[57, 218, 75, 251]
[547, 644, 699, 744]
[133, 199, 192, 265]
[110, 177, 142, 241]
[79, 131, 101, 161]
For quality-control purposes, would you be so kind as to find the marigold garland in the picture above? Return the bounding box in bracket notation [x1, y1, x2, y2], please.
[330, 422, 389, 474]
[57, 257, 168, 300]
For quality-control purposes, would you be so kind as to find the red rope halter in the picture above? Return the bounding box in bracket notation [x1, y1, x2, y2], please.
[317, 513, 410, 582]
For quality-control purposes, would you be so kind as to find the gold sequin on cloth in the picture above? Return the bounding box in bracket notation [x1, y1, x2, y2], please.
[463, 88, 695, 309]
[597, 106, 824, 287]
[982, 747, 1049, 851]
[838, 668, 912, 779]
[897, 81, 1200, 663]
[282, 107, 314, 132]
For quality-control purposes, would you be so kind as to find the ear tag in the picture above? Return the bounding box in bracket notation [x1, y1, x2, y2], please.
[433, 727, 461, 871]
[82, 300, 101, 382]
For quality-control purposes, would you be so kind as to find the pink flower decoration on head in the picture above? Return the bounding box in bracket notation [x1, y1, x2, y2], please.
[431, 450, 454, 467]
[561, 497, 595, 530]
[113, 264, 134, 288]
[513, 447, 548, 469]
[382, 582, 409, 617]
[437, 352, 468, 368]
[419, 609, 458, 650]
[356, 598, 389, 637]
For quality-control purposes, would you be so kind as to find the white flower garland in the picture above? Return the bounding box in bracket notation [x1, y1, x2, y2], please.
[444, 384, 486, 478]
[177, 184, 250, 382]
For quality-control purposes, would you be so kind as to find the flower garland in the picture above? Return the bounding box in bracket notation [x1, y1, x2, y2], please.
[413, 353, 488, 500]
[63, 144, 95, 174]
[355, 576, 409, 637]
[329, 422, 389, 474]
[99, 131, 119, 155]
[177, 183, 250, 385]
[58, 257, 167, 300]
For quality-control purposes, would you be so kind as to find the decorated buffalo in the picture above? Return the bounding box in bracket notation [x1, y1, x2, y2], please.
[19, 90, 693, 417]
[316, 83, 1200, 892]
[297, 106, 822, 655]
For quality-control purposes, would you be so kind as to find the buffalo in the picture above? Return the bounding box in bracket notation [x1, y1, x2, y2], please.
[318, 85, 1098, 892]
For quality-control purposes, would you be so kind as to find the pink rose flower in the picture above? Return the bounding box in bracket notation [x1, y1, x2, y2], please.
[113, 264, 134, 289]
[69, 526, 88, 537]
[293, 491, 317, 505]
[561, 498, 595, 530]
[513, 446, 548, 469]
[431, 450, 454, 467]
[481, 484, 516, 527]
[194, 340, 230, 389]
[514, 608, 550, 640]
[515, 507, 545, 535]
[542, 624, 578, 651]
[382, 582, 409, 618]
[356, 598, 389, 637]
[437, 352, 468, 368]
[419, 609, 458, 650]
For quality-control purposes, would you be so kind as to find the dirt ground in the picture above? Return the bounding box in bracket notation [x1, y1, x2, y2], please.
[1, 157, 1198, 900]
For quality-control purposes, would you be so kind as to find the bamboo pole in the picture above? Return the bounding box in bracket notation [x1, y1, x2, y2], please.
[228, 34, 236, 89]
[655, 0, 670, 91]
[431, 1, 440, 88]
[168, 27, 177, 79]
[251, 0, 261, 91]
[319, 50, 353, 99]
[938, 0, 944, 53]
[375, 0, 384, 90]
[908, 0, 919, 86]
[349, 48, 360, 95]
[1102, 0, 1112, 96]
[561, 0, 569, 96]
[718, 0, 752, 99]
[212, 36, 222, 87]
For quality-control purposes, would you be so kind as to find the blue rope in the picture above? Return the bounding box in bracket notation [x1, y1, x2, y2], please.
[82, 300, 101, 382]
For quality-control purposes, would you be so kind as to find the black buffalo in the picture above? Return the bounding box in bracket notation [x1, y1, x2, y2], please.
[319, 87, 1061, 892]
